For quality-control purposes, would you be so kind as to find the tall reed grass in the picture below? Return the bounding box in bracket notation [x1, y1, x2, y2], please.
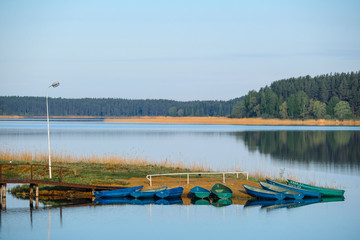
[0, 150, 209, 172]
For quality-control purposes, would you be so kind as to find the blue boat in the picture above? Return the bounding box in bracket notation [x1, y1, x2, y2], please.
[130, 186, 168, 198]
[266, 179, 322, 198]
[155, 187, 184, 199]
[259, 181, 304, 199]
[243, 184, 286, 200]
[190, 186, 211, 199]
[94, 185, 143, 198]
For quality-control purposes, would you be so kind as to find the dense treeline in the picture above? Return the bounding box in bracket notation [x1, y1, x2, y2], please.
[0, 97, 240, 117]
[231, 71, 360, 119]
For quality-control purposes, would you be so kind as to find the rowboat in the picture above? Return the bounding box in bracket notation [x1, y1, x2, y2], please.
[94, 185, 143, 198]
[287, 179, 345, 197]
[155, 187, 184, 199]
[211, 183, 233, 199]
[189, 186, 211, 199]
[243, 184, 285, 200]
[130, 187, 167, 198]
[266, 179, 322, 198]
[259, 181, 304, 199]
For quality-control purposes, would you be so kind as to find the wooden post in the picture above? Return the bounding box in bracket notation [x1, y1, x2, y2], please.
[35, 185, 39, 198]
[29, 184, 34, 197]
[1, 194, 6, 210]
[1, 184, 6, 198]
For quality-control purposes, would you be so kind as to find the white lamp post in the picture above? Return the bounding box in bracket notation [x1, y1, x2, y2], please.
[46, 81, 60, 179]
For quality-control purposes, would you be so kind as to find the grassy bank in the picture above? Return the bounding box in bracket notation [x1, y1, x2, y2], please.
[0, 151, 210, 186]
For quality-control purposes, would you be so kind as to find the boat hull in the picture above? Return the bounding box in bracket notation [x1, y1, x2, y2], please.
[259, 181, 304, 199]
[243, 184, 285, 200]
[155, 187, 184, 199]
[287, 179, 345, 197]
[211, 183, 233, 199]
[190, 186, 211, 199]
[266, 179, 322, 198]
[130, 187, 168, 198]
[94, 185, 143, 198]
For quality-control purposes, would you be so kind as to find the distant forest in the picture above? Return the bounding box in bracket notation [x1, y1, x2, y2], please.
[1, 71, 359, 119]
[0, 97, 240, 117]
[231, 71, 360, 120]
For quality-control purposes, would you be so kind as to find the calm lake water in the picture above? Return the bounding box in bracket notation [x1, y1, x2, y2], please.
[1, 120, 360, 239]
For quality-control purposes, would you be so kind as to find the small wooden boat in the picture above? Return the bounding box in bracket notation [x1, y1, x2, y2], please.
[155, 187, 184, 199]
[243, 184, 285, 200]
[94, 185, 143, 198]
[259, 181, 304, 199]
[211, 183, 233, 199]
[266, 179, 322, 198]
[130, 187, 167, 198]
[287, 179, 345, 197]
[190, 186, 211, 199]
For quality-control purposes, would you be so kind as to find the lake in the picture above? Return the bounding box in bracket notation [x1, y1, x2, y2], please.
[1, 120, 360, 239]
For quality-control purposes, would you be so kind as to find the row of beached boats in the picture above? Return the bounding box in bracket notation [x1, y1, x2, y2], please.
[94, 186, 184, 199]
[243, 179, 345, 200]
[94, 179, 344, 205]
[94, 183, 234, 200]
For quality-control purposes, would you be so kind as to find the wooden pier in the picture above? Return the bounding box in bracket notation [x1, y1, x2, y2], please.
[0, 163, 123, 210]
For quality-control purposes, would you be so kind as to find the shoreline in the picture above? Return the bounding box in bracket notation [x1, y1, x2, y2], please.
[1, 115, 360, 126]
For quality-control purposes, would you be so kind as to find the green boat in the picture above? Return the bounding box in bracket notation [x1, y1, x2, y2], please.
[211, 183, 233, 199]
[190, 186, 211, 199]
[287, 179, 345, 197]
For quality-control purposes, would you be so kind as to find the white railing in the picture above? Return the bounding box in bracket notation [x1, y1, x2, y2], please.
[146, 171, 249, 187]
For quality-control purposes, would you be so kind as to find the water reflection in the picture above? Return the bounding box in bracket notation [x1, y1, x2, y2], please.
[234, 131, 360, 169]
[244, 196, 344, 211]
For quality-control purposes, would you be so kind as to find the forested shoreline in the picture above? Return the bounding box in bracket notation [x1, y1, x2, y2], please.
[231, 71, 360, 120]
[1, 71, 359, 119]
[0, 96, 240, 117]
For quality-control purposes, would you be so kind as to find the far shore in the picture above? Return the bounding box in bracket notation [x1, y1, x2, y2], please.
[1, 115, 360, 126]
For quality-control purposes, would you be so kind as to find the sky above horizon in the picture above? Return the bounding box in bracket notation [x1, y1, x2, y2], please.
[1, 0, 359, 101]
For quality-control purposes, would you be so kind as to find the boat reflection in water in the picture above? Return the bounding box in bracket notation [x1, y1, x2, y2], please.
[244, 197, 344, 211]
[212, 198, 232, 207]
[94, 197, 183, 205]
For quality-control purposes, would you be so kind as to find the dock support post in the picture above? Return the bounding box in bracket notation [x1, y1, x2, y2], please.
[35, 185, 39, 198]
[1, 184, 6, 198]
[29, 184, 34, 197]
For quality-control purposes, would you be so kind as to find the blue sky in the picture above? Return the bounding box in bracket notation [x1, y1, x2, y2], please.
[1, 0, 359, 100]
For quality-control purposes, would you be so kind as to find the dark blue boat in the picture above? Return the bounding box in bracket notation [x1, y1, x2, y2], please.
[266, 179, 322, 198]
[155, 187, 184, 199]
[94, 185, 143, 198]
[243, 184, 286, 200]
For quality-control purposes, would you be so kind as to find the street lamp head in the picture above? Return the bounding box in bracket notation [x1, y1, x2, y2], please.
[50, 81, 60, 88]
